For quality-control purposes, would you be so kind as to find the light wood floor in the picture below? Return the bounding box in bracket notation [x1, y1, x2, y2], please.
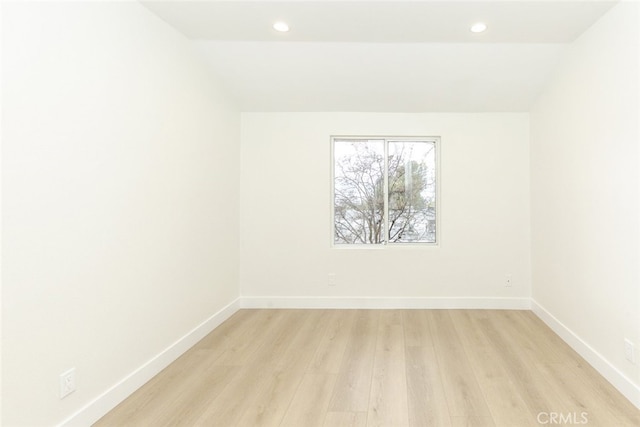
[95, 309, 640, 427]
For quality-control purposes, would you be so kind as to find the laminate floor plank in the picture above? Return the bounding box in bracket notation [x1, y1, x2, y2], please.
[476, 314, 573, 418]
[94, 349, 229, 427]
[401, 309, 427, 347]
[328, 310, 380, 413]
[427, 310, 492, 418]
[402, 310, 451, 427]
[405, 345, 452, 427]
[280, 373, 338, 427]
[241, 310, 310, 368]
[142, 362, 240, 426]
[323, 411, 368, 427]
[571, 358, 640, 426]
[212, 309, 291, 366]
[237, 310, 330, 427]
[535, 361, 638, 427]
[192, 309, 262, 352]
[189, 360, 274, 426]
[498, 310, 577, 364]
[274, 309, 331, 372]
[192, 310, 313, 426]
[449, 310, 537, 427]
[308, 310, 358, 374]
[367, 311, 409, 426]
[234, 369, 306, 427]
[450, 416, 495, 427]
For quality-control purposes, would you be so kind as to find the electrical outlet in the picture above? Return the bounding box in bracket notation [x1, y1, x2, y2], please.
[624, 339, 636, 364]
[60, 368, 76, 399]
[328, 273, 337, 287]
[505, 274, 512, 288]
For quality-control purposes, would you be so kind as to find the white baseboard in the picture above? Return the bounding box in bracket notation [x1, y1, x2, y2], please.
[240, 296, 531, 310]
[57, 297, 241, 427]
[531, 299, 640, 410]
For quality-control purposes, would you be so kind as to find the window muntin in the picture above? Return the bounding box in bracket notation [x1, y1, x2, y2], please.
[333, 137, 438, 245]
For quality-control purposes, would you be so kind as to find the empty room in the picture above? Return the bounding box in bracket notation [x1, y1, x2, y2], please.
[2, 0, 639, 426]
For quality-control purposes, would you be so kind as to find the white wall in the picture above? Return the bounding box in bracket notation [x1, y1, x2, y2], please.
[1, 2, 240, 425]
[240, 113, 531, 306]
[530, 1, 640, 402]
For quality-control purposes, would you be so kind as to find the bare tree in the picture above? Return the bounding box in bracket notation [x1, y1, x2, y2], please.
[334, 141, 435, 244]
[334, 143, 385, 244]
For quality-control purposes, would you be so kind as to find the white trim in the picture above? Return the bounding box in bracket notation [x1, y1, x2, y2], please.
[531, 299, 640, 410]
[240, 296, 531, 310]
[57, 298, 241, 427]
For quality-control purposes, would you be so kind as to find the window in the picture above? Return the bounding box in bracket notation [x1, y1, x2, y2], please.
[332, 137, 438, 245]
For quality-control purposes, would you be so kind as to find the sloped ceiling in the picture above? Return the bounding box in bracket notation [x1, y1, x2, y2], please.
[141, 1, 617, 112]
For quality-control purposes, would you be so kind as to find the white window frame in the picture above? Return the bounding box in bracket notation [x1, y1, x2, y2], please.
[330, 135, 441, 248]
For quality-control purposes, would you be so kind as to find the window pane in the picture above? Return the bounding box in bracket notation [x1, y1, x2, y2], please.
[387, 141, 436, 243]
[334, 139, 385, 244]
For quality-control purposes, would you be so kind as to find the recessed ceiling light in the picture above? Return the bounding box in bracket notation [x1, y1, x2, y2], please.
[273, 21, 290, 32]
[470, 22, 487, 33]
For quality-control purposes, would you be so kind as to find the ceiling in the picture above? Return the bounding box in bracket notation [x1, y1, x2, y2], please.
[141, 0, 617, 112]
